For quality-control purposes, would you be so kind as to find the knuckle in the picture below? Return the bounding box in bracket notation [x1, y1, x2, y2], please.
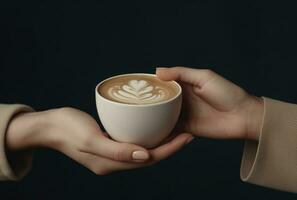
[172, 66, 186, 79]
[113, 144, 130, 161]
[113, 148, 123, 161]
[173, 66, 184, 71]
[173, 66, 182, 70]
[238, 87, 248, 96]
[236, 87, 249, 102]
[57, 107, 73, 114]
[53, 107, 75, 119]
[202, 69, 215, 77]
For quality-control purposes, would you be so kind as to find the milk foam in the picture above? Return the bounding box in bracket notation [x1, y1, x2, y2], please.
[107, 80, 168, 104]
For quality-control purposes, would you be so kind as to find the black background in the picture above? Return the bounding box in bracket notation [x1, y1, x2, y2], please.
[1, 0, 297, 199]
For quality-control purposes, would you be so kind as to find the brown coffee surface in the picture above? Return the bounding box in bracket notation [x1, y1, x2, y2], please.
[99, 74, 179, 105]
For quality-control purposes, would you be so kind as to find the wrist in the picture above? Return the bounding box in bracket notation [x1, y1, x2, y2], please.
[245, 96, 264, 141]
[6, 110, 52, 151]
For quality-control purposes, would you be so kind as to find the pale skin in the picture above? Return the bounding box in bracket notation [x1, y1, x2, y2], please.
[6, 108, 193, 175]
[5, 66, 264, 175]
[156, 67, 264, 141]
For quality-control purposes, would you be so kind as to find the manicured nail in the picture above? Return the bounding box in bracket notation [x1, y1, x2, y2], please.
[186, 136, 194, 144]
[132, 151, 149, 160]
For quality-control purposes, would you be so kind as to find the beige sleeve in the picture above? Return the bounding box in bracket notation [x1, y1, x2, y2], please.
[0, 104, 34, 181]
[240, 97, 297, 192]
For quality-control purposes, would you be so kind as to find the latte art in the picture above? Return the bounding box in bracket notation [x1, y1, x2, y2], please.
[98, 74, 180, 105]
[108, 80, 168, 104]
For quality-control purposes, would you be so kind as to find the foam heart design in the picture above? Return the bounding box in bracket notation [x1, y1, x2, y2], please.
[108, 79, 167, 104]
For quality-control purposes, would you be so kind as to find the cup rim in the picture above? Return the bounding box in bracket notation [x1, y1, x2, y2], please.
[95, 73, 182, 107]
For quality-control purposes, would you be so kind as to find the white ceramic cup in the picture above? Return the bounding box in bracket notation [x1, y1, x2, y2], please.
[95, 73, 182, 148]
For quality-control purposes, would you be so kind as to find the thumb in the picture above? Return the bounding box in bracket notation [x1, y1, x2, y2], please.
[156, 66, 247, 111]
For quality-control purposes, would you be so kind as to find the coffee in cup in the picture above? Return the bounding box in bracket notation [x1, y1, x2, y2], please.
[98, 74, 179, 105]
[95, 73, 182, 148]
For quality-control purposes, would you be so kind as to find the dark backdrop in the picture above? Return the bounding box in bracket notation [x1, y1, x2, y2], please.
[0, 1, 297, 199]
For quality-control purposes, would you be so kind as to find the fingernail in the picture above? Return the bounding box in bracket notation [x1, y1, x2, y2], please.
[186, 136, 194, 144]
[132, 151, 149, 160]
